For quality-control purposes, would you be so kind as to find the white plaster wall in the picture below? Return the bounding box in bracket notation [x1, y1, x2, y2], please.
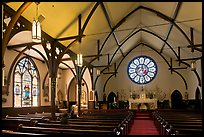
[2, 46, 202, 107]
[2, 49, 49, 107]
[61, 68, 76, 101]
[82, 68, 92, 101]
[96, 46, 202, 102]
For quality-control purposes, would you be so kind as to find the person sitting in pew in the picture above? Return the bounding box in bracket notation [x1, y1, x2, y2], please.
[60, 113, 68, 124]
[70, 107, 77, 118]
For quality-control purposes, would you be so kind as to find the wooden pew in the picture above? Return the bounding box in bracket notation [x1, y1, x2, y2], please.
[152, 110, 202, 135]
[17, 124, 120, 135]
[2, 130, 47, 136]
[5, 115, 49, 123]
[2, 119, 35, 131]
[46, 119, 126, 135]
[35, 122, 122, 134]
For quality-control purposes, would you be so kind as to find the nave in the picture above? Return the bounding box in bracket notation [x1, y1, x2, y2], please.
[2, 109, 202, 135]
[2, 2, 202, 136]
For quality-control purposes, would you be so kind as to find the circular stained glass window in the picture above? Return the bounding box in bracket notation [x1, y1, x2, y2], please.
[127, 55, 157, 84]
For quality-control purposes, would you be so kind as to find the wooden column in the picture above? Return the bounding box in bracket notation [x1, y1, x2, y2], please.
[77, 66, 82, 116]
[51, 76, 56, 120]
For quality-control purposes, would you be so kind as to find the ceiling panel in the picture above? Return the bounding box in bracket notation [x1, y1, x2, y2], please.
[4, 2, 202, 69]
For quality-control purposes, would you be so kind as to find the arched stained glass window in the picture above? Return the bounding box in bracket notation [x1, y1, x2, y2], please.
[127, 55, 157, 84]
[14, 57, 40, 107]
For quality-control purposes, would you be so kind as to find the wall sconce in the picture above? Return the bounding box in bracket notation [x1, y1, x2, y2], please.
[191, 60, 196, 71]
[96, 69, 100, 76]
[32, 2, 41, 43]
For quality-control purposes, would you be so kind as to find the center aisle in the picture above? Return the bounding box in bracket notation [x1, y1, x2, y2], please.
[129, 111, 160, 135]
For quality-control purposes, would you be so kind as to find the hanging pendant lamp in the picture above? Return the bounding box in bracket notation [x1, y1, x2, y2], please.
[32, 2, 41, 43]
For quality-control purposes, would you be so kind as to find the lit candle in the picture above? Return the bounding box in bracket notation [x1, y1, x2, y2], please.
[114, 97, 115, 102]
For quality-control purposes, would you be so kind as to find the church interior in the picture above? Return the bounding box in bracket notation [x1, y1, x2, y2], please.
[2, 2, 202, 135]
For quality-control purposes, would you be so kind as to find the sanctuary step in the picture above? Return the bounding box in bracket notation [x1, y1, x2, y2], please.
[135, 111, 151, 120]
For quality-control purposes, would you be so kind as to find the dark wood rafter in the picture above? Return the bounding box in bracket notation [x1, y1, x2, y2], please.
[176, 57, 202, 61]
[54, 35, 85, 41]
[97, 40, 100, 61]
[190, 27, 194, 52]
[6, 47, 32, 92]
[61, 58, 72, 61]
[12, 49, 45, 64]
[175, 59, 201, 87]
[107, 54, 110, 68]
[5, 43, 49, 96]
[61, 62, 77, 78]
[89, 67, 94, 91]
[100, 5, 195, 67]
[58, 3, 100, 67]
[186, 27, 202, 52]
[103, 75, 113, 93]
[187, 44, 202, 52]
[170, 58, 173, 74]
[7, 42, 40, 50]
[110, 28, 179, 64]
[178, 47, 181, 66]
[160, 2, 182, 54]
[2, 2, 32, 62]
[100, 2, 125, 57]
[81, 2, 100, 33]
[78, 14, 82, 43]
[93, 65, 111, 68]
[168, 67, 187, 70]
[2, 4, 32, 41]
[103, 63, 118, 77]
[4, 2, 95, 119]
[77, 14, 82, 115]
[102, 42, 188, 92]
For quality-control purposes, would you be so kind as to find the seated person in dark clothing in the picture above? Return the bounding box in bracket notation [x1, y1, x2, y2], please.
[60, 113, 68, 124]
[70, 109, 77, 118]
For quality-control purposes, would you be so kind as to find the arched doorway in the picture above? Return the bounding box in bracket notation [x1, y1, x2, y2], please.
[195, 87, 201, 109]
[67, 77, 89, 111]
[171, 90, 183, 109]
[195, 87, 201, 100]
[107, 92, 117, 109]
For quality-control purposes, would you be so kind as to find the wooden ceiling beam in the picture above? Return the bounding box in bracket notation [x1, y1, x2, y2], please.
[176, 57, 202, 61]
[168, 67, 187, 70]
[83, 54, 102, 58]
[7, 42, 40, 49]
[93, 65, 111, 68]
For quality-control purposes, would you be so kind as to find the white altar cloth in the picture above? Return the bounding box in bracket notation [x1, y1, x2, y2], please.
[129, 98, 157, 110]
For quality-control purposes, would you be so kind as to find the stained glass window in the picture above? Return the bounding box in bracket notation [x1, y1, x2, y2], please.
[127, 55, 157, 84]
[13, 57, 39, 107]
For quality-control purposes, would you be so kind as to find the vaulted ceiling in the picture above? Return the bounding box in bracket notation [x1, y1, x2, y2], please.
[3, 2, 202, 70]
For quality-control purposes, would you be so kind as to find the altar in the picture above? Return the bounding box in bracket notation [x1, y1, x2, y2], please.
[129, 98, 157, 110]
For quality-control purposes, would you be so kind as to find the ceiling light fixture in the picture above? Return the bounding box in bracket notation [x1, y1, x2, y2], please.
[191, 60, 196, 71]
[77, 40, 83, 67]
[32, 2, 41, 43]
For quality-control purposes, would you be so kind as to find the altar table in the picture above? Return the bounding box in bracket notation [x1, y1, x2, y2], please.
[129, 98, 157, 110]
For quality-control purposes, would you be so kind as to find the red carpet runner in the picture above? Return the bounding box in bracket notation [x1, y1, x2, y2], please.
[129, 111, 160, 135]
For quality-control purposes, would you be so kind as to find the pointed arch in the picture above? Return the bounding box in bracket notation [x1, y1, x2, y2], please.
[13, 56, 40, 107]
